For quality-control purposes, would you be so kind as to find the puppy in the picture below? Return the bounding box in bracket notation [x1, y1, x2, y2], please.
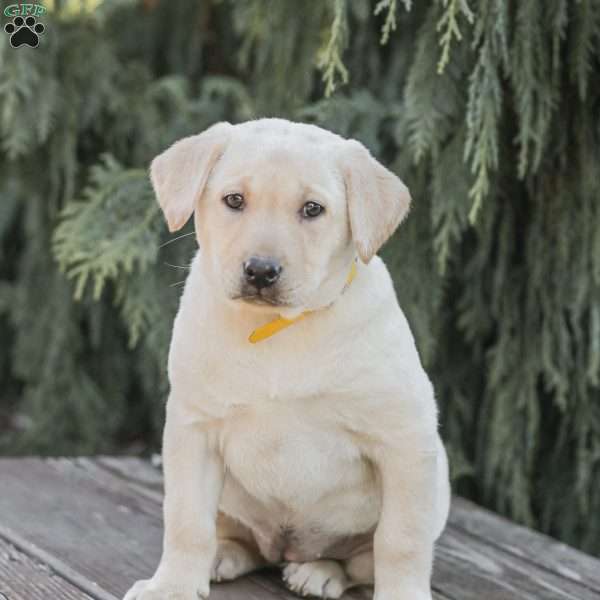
[124, 119, 450, 600]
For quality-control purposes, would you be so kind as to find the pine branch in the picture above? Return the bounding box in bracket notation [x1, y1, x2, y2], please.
[374, 0, 412, 44]
[436, 0, 474, 74]
[318, 0, 350, 96]
[53, 155, 160, 301]
[464, 42, 501, 223]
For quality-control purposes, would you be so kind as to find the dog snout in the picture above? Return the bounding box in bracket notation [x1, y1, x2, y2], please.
[243, 257, 282, 289]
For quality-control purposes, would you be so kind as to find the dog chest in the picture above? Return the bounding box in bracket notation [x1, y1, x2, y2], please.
[217, 403, 374, 506]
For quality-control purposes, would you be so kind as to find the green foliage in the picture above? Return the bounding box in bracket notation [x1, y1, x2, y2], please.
[0, 0, 599, 555]
[54, 157, 158, 301]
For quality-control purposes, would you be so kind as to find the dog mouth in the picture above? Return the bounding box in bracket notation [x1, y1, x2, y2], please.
[232, 292, 291, 308]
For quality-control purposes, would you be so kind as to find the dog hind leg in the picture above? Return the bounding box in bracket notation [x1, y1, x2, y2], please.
[211, 513, 267, 582]
[344, 549, 374, 586]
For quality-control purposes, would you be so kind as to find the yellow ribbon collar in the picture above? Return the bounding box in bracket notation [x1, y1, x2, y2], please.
[248, 261, 358, 344]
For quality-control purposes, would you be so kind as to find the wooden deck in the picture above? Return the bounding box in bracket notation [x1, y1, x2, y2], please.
[0, 458, 598, 600]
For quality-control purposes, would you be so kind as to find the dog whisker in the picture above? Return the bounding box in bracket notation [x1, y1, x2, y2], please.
[158, 231, 196, 249]
[164, 262, 191, 270]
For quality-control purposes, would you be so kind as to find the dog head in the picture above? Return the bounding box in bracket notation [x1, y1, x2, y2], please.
[150, 119, 411, 313]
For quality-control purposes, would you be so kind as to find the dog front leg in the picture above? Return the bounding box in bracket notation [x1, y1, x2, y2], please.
[370, 441, 438, 600]
[124, 399, 223, 600]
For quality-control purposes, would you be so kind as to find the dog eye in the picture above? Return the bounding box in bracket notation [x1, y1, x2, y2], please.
[301, 201, 324, 219]
[223, 193, 245, 211]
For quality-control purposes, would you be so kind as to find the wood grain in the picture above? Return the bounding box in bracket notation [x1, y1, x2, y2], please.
[450, 497, 600, 594]
[0, 534, 93, 600]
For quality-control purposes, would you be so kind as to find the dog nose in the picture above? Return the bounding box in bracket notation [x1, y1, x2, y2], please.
[243, 257, 282, 289]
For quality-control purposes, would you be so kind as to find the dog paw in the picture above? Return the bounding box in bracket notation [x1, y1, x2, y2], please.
[123, 578, 208, 600]
[4, 16, 45, 48]
[283, 560, 348, 599]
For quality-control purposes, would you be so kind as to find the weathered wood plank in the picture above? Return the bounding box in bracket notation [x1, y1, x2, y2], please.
[450, 498, 600, 594]
[0, 534, 93, 600]
[2, 457, 600, 600]
[435, 526, 597, 600]
[96, 456, 164, 491]
[0, 523, 116, 600]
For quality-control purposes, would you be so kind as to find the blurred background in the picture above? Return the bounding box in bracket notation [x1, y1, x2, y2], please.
[0, 0, 599, 555]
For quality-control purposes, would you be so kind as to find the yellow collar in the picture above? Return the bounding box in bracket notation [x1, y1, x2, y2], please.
[248, 261, 358, 344]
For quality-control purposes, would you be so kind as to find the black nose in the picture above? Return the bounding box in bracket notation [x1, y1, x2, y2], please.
[243, 257, 282, 289]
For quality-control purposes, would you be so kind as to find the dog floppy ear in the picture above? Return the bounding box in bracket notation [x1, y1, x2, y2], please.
[340, 139, 411, 263]
[150, 122, 232, 232]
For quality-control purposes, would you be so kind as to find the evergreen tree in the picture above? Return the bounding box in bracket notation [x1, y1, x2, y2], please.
[0, 0, 599, 554]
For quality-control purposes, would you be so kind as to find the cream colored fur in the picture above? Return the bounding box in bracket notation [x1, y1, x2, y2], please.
[124, 118, 450, 600]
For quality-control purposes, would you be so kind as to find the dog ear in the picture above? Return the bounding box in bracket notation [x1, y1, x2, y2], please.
[340, 139, 411, 263]
[150, 122, 233, 232]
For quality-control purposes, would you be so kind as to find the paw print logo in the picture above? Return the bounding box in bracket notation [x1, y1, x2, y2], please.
[4, 16, 45, 48]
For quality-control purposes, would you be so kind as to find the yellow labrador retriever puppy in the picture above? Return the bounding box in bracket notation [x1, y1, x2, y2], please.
[124, 119, 450, 600]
